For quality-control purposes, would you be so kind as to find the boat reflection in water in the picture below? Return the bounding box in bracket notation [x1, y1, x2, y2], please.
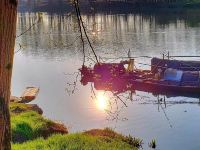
[80, 58, 200, 99]
[79, 58, 200, 122]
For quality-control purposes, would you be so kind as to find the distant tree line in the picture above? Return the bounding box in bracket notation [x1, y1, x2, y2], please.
[18, 0, 200, 5]
[18, 0, 200, 12]
[89, 0, 200, 4]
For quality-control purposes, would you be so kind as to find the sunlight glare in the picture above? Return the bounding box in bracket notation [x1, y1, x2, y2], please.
[96, 92, 108, 110]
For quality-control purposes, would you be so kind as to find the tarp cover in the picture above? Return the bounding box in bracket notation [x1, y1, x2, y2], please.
[164, 68, 183, 82]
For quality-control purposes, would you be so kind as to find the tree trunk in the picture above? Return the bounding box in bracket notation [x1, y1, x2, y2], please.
[0, 0, 18, 149]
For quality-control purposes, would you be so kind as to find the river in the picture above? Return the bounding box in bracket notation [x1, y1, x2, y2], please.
[14, 10, 200, 149]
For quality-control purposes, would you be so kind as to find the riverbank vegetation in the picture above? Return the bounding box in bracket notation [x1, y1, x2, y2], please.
[12, 131, 141, 150]
[11, 102, 68, 143]
[10, 102, 142, 150]
[18, 0, 200, 13]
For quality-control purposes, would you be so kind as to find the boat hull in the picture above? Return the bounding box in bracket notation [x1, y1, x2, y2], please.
[80, 63, 200, 98]
[131, 80, 200, 98]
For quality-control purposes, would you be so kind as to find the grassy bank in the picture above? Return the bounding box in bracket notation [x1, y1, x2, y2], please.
[12, 130, 142, 150]
[10, 102, 142, 150]
[10, 102, 68, 143]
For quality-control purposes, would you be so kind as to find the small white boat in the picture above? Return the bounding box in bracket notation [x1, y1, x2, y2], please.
[21, 87, 40, 103]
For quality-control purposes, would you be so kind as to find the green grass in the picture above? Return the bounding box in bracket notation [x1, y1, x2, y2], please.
[10, 102, 68, 143]
[11, 111, 53, 143]
[149, 139, 156, 149]
[10, 102, 29, 113]
[12, 133, 139, 150]
[84, 128, 142, 148]
[10, 102, 43, 114]
[10, 103, 142, 149]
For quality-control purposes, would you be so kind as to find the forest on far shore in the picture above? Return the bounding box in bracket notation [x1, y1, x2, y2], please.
[18, 0, 200, 12]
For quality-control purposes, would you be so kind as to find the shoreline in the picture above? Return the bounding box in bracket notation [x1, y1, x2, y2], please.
[11, 102, 143, 149]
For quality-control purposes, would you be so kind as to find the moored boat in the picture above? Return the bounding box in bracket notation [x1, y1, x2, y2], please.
[20, 87, 40, 103]
[80, 59, 200, 98]
[151, 57, 200, 72]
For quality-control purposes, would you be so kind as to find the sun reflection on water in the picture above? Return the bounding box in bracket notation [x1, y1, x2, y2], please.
[96, 92, 109, 110]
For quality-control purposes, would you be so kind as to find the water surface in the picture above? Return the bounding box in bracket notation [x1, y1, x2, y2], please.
[14, 11, 200, 149]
